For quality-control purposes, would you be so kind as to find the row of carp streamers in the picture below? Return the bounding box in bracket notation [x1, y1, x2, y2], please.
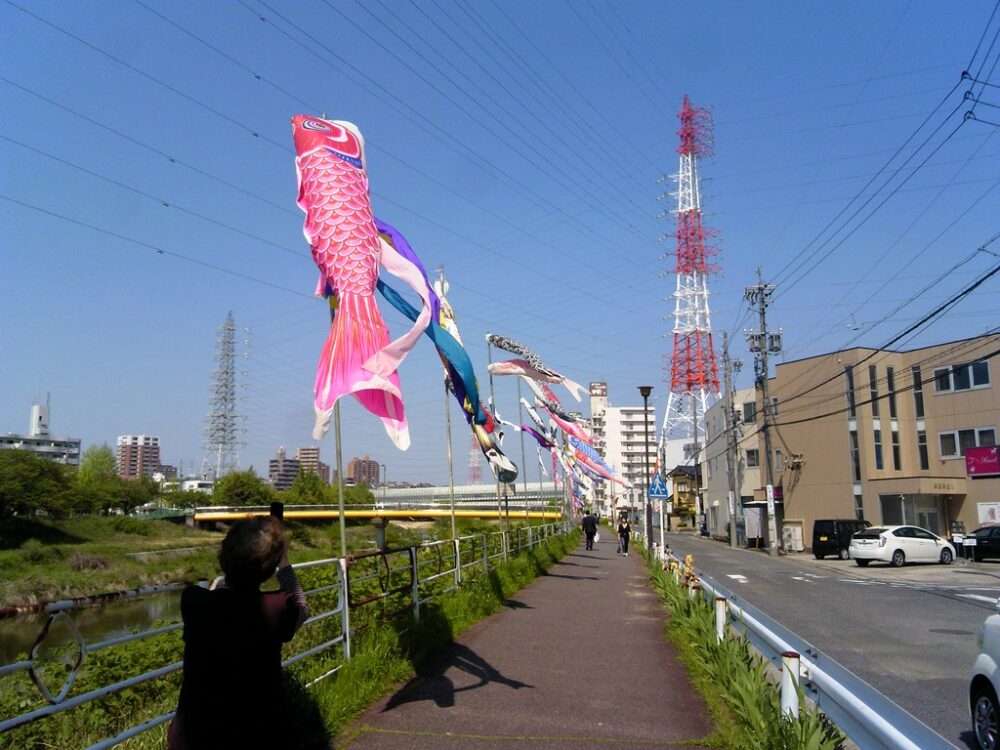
[291, 115, 626, 491]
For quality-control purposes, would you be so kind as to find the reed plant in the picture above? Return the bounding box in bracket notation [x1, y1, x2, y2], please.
[648, 559, 844, 750]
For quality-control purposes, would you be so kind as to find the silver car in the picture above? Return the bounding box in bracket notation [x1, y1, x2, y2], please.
[848, 525, 955, 567]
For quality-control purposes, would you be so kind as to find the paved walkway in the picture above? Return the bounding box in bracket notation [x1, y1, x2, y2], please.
[339, 533, 714, 749]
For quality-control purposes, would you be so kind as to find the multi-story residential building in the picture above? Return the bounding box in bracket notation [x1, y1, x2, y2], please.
[588, 383, 609, 509]
[703, 387, 762, 542]
[755, 334, 1000, 552]
[295, 446, 330, 484]
[0, 403, 81, 465]
[347, 455, 381, 487]
[268, 447, 300, 491]
[602, 404, 658, 512]
[116, 435, 161, 479]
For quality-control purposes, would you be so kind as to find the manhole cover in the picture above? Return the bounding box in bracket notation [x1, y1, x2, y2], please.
[929, 628, 974, 635]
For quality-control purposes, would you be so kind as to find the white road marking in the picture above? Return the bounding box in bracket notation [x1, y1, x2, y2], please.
[959, 594, 1000, 604]
[803, 573, 827, 579]
[791, 576, 815, 583]
[727, 574, 748, 583]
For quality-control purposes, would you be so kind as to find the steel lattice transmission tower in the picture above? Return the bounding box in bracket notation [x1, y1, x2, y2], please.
[660, 96, 721, 453]
[203, 311, 245, 479]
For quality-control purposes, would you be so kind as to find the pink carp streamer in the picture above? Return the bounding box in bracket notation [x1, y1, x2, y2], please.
[292, 116, 430, 449]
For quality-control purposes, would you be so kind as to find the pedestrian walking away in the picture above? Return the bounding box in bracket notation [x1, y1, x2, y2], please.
[618, 518, 631, 556]
[582, 511, 598, 550]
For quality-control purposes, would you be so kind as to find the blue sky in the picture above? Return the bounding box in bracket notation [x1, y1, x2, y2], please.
[2, 0, 998, 485]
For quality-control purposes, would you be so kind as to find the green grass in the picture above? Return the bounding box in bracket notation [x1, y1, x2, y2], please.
[647, 556, 845, 750]
[0, 520, 574, 750]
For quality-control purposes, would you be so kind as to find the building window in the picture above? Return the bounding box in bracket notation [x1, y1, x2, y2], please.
[887, 367, 897, 419]
[891, 429, 901, 471]
[770, 397, 778, 417]
[869, 365, 880, 418]
[743, 401, 756, 423]
[845, 366, 857, 418]
[774, 449, 783, 471]
[912, 365, 924, 418]
[939, 427, 997, 458]
[849, 431, 861, 481]
[917, 430, 929, 470]
[746, 448, 759, 468]
[874, 429, 884, 470]
[935, 361, 991, 393]
[854, 494, 864, 521]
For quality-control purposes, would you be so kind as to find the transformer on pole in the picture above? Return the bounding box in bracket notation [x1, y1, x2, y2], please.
[659, 97, 721, 514]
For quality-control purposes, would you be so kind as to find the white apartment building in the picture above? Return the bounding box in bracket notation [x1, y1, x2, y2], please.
[0, 403, 81, 465]
[703, 386, 762, 543]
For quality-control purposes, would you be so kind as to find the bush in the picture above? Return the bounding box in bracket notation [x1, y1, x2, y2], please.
[71, 552, 110, 571]
[20, 538, 53, 563]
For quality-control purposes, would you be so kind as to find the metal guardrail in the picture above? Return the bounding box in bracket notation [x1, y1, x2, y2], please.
[653, 541, 957, 750]
[0, 521, 571, 748]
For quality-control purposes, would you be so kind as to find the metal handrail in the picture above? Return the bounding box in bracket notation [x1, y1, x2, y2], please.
[1, 522, 571, 748]
[671, 553, 956, 750]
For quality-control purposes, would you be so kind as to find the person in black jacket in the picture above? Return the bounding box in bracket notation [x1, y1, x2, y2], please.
[618, 518, 631, 556]
[581, 512, 598, 550]
[169, 516, 310, 750]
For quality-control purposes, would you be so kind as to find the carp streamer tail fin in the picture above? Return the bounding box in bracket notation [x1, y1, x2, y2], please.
[313, 292, 409, 449]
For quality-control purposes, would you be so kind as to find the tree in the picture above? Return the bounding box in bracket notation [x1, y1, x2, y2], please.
[342, 483, 374, 506]
[212, 470, 275, 507]
[289, 470, 329, 505]
[78, 444, 116, 485]
[0, 449, 73, 519]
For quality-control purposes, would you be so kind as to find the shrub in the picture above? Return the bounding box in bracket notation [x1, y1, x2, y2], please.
[71, 552, 110, 571]
[20, 538, 51, 563]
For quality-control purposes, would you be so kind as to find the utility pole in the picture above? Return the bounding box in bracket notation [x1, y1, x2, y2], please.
[744, 269, 782, 555]
[722, 332, 742, 550]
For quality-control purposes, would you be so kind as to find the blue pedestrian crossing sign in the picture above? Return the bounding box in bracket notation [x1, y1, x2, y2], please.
[648, 472, 669, 500]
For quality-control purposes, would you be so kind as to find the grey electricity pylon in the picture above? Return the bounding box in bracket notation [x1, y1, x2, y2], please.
[203, 311, 246, 479]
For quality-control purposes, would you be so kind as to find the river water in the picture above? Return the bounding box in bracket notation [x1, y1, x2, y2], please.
[0, 589, 184, 666]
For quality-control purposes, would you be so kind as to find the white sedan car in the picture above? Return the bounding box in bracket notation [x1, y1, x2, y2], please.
[971, 609, 1000, 750]
[848, 525, 955, 567]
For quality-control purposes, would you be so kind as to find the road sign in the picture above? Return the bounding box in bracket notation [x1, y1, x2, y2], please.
[648, 472, 669, 500]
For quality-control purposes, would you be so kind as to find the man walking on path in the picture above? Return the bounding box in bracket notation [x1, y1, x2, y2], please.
[581, 511, 597, 550]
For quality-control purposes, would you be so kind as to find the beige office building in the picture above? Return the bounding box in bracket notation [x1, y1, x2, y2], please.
[756, 334, 1000, 550]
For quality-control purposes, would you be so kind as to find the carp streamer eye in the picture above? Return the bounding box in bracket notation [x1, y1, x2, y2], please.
[303, 119, 331, 132]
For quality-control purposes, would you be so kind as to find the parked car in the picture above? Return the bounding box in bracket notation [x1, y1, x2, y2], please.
[970, 606, 1000, 750]
[812, 518, 871, 560]
[969, 526, 1000, 562]
[849, 525, 955, 567]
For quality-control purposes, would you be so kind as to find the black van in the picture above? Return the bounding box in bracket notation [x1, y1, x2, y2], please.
[812, 519, 871, 560]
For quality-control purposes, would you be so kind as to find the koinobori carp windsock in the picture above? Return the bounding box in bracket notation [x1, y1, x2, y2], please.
[291, 116, 431, 449]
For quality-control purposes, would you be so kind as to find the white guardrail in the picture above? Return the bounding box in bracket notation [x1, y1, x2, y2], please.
[647, 537, 958, 750]
[0, 521, 572, 748]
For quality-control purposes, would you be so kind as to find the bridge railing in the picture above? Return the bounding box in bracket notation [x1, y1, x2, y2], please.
[0, 521, 571, 749]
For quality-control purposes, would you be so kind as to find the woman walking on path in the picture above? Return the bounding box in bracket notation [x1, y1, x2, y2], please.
[617, 518, 631, 556]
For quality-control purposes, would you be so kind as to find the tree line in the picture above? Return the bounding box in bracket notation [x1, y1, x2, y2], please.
[0, 445, 373, 520]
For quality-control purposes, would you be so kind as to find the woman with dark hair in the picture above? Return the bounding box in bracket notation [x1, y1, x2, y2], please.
[169, 516, 310, 749]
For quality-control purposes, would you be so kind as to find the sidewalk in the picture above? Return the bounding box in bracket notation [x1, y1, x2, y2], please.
[338, 534, 713, 749]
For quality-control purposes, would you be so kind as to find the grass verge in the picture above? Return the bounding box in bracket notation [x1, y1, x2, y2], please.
[647, 555, 846, 750]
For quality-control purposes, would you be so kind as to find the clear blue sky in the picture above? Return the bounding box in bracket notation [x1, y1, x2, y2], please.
[2, 0, 998, 485]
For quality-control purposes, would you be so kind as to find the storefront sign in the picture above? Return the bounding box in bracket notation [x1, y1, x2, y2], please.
[967, 446, 1000, 477]
[979, 502, 1000, 525]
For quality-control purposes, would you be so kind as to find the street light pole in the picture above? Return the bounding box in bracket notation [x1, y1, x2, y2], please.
[639, 386, 653, 549]
[380, 463, 388, 509]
